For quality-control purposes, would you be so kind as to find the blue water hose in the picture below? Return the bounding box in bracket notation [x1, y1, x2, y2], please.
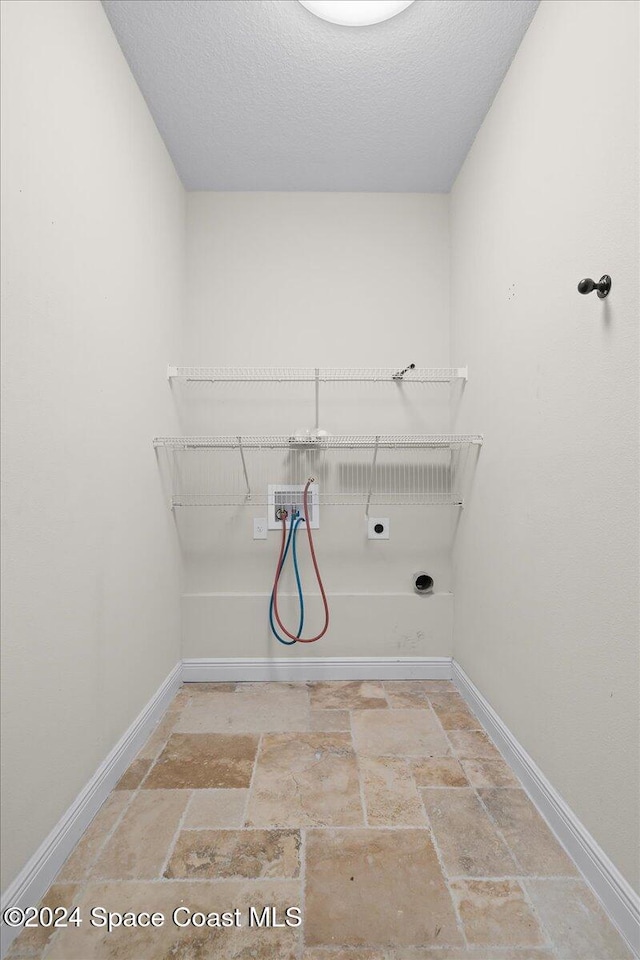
[269, 514, 305, 645]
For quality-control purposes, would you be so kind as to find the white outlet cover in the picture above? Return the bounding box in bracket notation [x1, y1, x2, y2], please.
[368, 517, 390, 539]
[253, 517, 268, 540]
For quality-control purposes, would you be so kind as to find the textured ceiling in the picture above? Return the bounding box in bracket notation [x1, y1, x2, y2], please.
[102, 0, 539, 191]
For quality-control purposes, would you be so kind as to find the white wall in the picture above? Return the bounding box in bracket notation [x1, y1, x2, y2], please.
[451, 0, 639, 892]
[181, 193, 455, 657]
[0, 0, 185, 890]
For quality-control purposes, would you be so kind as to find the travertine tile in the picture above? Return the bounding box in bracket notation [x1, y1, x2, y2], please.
[383, 681, 430, 708]
[461, 758, 520, 788]
[135, 712, 179, 761]
[185, 681, 237, 693]
[246, 733, 363, 827]
[114, 757, 152, 790]
[165, 828, 300, 879]
[305, 828, 462, 947]
[479, 789, 576, 875]
[351, 709, 449, 757]
[144, 733, 258, 789]
[303, 951, 390, 960]
[395, 950, 554, 959]
[175, 684, 310, 733]
[310, 708, 350, 731]
[359, 757, 426, 826]
[91, 789, 188, 879]
[451, 878, 545, 947]
[6, 884, 79, 958]
[524, 878, 634, 959]
[447, 729, 502, 760]
[184, 788, 248, 828]
[56, 791, 132, 882]
[46, 880, 301, 959]
[417, 681, 457, 693]
[422, 789, 517, 877]
[411, 757, 468, 787]
[308, 680, 387, 710]
[428, 695, 479, 730]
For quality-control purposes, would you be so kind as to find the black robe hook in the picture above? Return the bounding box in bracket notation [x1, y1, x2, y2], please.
[577, 275, 611, 298]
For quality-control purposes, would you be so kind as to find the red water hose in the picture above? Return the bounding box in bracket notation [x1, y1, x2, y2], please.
[272, 478, 329, 643]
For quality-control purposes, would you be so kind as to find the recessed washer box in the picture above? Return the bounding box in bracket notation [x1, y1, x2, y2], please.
[268, 483, 320, 529]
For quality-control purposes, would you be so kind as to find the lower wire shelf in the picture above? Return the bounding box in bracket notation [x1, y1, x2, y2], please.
[153, 435, 483, 509]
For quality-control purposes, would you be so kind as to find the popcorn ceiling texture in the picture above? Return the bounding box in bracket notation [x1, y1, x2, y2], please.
[101, 0, 539, 191]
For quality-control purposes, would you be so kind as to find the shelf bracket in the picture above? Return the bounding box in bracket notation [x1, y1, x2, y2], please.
[237, 436, 251, 500]
[314, 367, 320, 432]
[365, 436, 380, 517]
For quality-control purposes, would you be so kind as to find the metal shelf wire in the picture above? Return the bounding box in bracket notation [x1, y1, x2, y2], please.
[153, 435, 482, 509]
[167, 365, 468, 383]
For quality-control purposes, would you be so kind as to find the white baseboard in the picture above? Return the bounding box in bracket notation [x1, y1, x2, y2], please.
[453, 660, 640, 957]
[0, 663, 182, 959]
[181, 656, 453, 682]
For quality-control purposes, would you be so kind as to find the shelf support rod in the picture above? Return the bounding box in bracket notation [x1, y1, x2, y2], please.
[314, 368, 320, 432]
[365, 436, 380, 517]
[237, 436, 251, 500]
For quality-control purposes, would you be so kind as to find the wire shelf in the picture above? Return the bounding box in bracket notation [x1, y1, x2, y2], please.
[154, 435, 482, 508]
[167, 365, 467, 383]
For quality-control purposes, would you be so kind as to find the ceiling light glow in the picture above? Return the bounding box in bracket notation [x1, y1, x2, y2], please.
[298, 1, 415, 27]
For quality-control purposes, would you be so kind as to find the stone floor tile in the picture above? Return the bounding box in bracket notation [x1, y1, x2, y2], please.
[135, 712, 179, 761]
[524, 878, 635, 960]
[5, 884, 79, 958]
[308, 681, 388, 710]
[451, 878, 546, 947]
[56, 792, 132, 883]
[246, 733, 363, 827]
[114, 757, 152, 790]
[395, 950, 555, 959]
[427, 695, 480, 730]
[303, 950, 391, 960]
[144, 733, 258, 789]
[165, 828, 300, 879]
[305, 828, 462, 948]
[417, 681, 457, 693]
[383, 681, 430, 708]
[175, 684, 310, 733]
[359, 757, 426, 826]
[184, 788, 248, 828]
[421, 788, 517, 877]
[411, 757, 468, 787]
[447, 730, 502, 760]
[479, 789, 577, 875]
[91, 789, 188, 880]
[460, 758, 520, 788]
[45, 880, 301, 959]
[351, 709, 450, 757]
[310, 709, 351, 731]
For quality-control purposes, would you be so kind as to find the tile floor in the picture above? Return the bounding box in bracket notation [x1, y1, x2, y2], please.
[7, 680, 634, 960]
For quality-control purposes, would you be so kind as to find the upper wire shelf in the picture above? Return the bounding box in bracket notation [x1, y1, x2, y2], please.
[154, 435, 483, 450]
[167, 365, 468, 383]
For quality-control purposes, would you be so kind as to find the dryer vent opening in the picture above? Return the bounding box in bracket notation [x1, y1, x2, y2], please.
[414, 573, 434, 594]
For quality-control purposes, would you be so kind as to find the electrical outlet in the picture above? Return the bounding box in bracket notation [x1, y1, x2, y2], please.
[368, 517, 390, 540]
[253, 517, 268, 540]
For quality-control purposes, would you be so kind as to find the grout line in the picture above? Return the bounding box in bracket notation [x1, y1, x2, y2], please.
[298, 827, 306, 960]
[243, 733, 263, 827]
[350, 712, 369, 828]
[416, 774, 469, 950]
[158, 791, 193, 881]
